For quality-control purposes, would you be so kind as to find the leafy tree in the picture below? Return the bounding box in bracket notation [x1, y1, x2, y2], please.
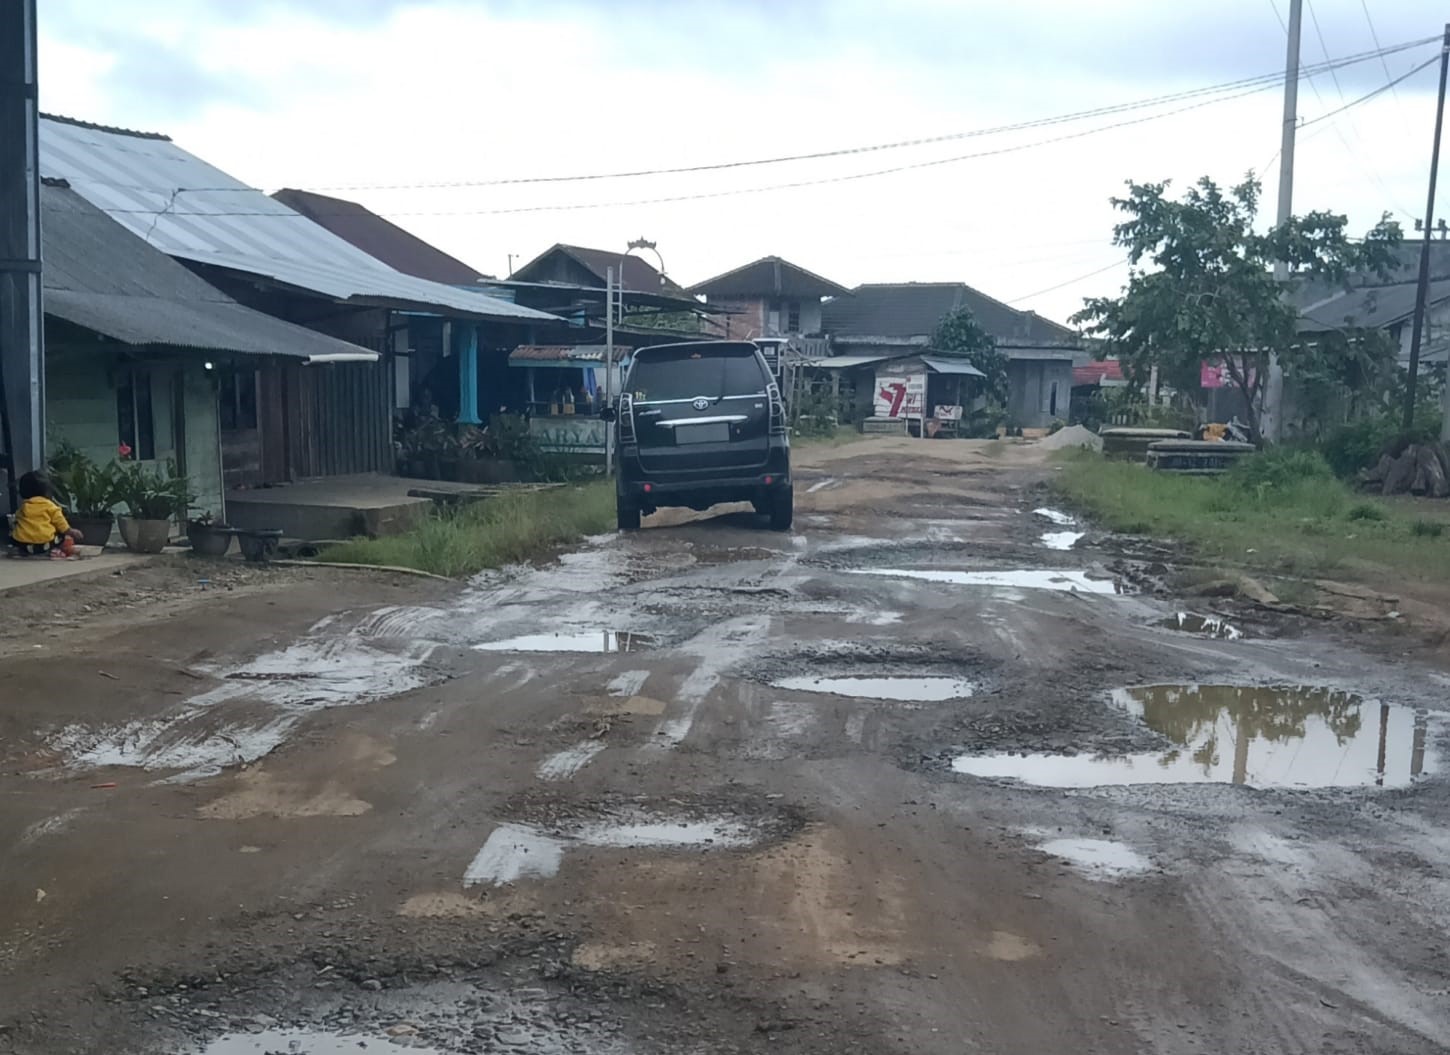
[931, 306, 1008, 403]
[1072, 175, 1400, 442]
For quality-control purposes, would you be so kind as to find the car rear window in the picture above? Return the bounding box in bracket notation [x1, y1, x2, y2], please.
[629, 349, 767, 403]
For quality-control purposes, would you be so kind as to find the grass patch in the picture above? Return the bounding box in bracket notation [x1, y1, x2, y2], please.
[795, 425, 867, 448]
[321, 481, 615, 578]
[1055, 450, 1450, 582]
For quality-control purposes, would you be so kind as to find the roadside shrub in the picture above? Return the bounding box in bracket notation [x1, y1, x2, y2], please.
[1412, 519, 1445, 538]
[1227, 448, 1333, 490]
[1320, 413, 1442, 478]
[1347, 502, 1388, 522]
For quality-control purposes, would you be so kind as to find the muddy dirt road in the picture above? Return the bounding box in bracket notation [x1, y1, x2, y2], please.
[2, 437, 1448, 1054]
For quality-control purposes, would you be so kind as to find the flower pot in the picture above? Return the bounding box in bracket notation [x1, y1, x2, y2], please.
[117, 516, 171, 554]
[69, 514, 114, 549]
[187, 523, 233, 558]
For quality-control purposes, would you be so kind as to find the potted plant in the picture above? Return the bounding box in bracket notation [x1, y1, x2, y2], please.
[48, 443, 119, 547]
[113, 454, 193, 554]
[186, 510, 233, 558]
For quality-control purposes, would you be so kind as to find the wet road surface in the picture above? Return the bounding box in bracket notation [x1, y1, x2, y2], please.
[2, 437, 1448, 1054]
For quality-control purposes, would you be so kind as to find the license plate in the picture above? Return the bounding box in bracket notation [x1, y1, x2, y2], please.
[675, 422, 730, 444]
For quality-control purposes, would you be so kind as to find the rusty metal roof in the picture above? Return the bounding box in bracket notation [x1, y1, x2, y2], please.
[508, 344, 622, 363]
[38, 115, 558, 324]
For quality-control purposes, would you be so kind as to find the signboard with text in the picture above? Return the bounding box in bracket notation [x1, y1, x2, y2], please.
[874, 367, 925, 418]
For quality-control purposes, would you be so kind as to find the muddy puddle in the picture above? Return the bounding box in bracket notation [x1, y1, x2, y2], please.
[465, 812, 769, 886]
[1033, 508, 1077, 526]
[1041, 531, 1085, 550]
[474, 630, 656, 653]
[1032, 834, 1152, 881]
[1159, 612, 1242, 640]
[773, 674, 975, 702]
[202, 1029, 442, 1054]
[850, 568, 1119, 594]
[954, 684, 1436, 789]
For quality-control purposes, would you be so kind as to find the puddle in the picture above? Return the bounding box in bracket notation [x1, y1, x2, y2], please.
[1041, 531, 1085, 550]
[464, 814, 763, 886]
[954, 685, 1435, 788]
[1034, 836, 1152, 880]
[1033, 508, 1077, 526]
[773, 675, 975, 702]
[201, 1029, 443, 1054]
[474, 630, 655, 653]
[574, 819, 756, 848]
[849, 568, 1118, 594]
[1160, 612, 1242, 640]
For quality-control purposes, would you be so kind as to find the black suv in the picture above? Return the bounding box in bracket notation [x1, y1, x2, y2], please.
[607, 341, 792, 532]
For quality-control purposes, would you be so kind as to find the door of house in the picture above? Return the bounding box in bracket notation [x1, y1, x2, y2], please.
[219, 366, 264, 487]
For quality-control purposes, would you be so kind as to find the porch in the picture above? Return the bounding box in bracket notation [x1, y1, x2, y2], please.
[225, 473, 532, 541]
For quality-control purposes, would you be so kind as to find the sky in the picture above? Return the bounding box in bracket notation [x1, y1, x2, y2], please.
[33, 0, 1450, 324]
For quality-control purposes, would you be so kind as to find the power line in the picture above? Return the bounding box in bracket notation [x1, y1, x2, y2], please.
[1360, 0, 1409, 115]
[1301, 56, 1436, 127]
[1007, 259, 1130, 305]
[94, 79, 1298, 219]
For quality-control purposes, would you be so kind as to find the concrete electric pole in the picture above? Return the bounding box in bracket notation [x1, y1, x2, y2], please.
[1261, 0, 1302, 444]
[0, 0, 44, 510]
[1404, 25, 1450, 432]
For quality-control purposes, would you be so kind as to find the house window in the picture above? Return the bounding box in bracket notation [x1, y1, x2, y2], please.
[219, 368, 259, 431]
[117, 368, 156, 460]
[767, 299, 781, 334]
[787, 301, 801, 333]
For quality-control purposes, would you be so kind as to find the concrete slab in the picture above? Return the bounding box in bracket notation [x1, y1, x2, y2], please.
[225, 473, 509, 541]
[0, 549, 155, 595]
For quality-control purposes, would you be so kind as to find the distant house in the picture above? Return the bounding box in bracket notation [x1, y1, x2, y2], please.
[39, 179, 371, 518]
[821, 282, 1083, 429]
[512, 243, 687, 296]
[689, 255, 848, 348]
[39, 114, 560, 490]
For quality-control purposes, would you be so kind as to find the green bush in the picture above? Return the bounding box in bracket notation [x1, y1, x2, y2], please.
[1225, 448, 1333, 490]
[1320, 412, 1443, 478]
[1412, 519, 1445, 538]
[1347, 502, 1388, 522]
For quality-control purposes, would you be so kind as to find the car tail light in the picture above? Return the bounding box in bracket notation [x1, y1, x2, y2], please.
[764, 475, 773, 486]
[767, 383, 786, 435]
[643, 483, 653, 493]
[618, 394, 636, 445]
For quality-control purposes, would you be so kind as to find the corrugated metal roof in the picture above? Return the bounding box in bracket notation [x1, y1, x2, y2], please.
[508, 345, 616, 363]
[41, 181, 373, 361]
[921, 356, 986, 377]
[38, 115, 558, 324]
[822, 282, 1077, 343]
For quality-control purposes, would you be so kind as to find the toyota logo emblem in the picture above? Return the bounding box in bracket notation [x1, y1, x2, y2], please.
[692, 397, 710, 411]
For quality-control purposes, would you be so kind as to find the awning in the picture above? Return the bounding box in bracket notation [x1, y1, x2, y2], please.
[807, 354, 899, 370]
[508, 345, 627, 369]
[922, 356, 986, 377]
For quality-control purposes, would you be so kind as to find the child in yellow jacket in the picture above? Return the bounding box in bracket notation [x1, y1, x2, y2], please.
[8, 471, 83, 558]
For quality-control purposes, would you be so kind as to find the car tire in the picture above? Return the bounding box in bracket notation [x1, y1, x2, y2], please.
[617, 497, 641, 532]
[768, 486, 794, 532]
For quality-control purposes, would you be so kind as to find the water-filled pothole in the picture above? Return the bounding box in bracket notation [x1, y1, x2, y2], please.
[1159, 613, 1242, 640]
[1034, 508, 1077, 526]
[1041, 531, 1085, 550]
[474, 630, 656, 653]
[203, 1029, 442, 1054]
[849, 568, 1119, 594]
[953, 684, 1435, 788]
[773, 675, 975, 701]
[1033, 835, 1152, 881]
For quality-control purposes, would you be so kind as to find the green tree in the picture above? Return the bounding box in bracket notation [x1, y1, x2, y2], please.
[931, 306, 1008, 403]
[1072, 175, 1400, 442]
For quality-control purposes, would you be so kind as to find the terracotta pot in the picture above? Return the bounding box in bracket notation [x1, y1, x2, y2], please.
[69, 514, 114, 549]
[117, 516, 171, 554]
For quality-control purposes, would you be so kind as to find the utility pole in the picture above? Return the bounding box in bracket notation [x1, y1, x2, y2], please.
[1406, 24, 1450, 432]
[1261, 0, 1302, 444]
[604, 266, 614, 477]
[0, 0, 44, 510]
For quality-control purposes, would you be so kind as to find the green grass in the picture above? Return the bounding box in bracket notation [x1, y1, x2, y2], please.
[1054, 450, 1450, 581]
[794, 425, 867, 447]
[320, 481, 615, 578]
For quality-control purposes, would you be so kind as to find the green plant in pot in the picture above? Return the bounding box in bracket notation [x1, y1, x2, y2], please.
[186, 510, 233, 558]
[48, 442, 120, 548]
[112, 453, 193, 554]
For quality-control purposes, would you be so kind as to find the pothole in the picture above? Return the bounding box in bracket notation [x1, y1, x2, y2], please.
[847, 568, 1120, 594]
[1029, 833, 1153, 881]
[1040, 531, 1085, 551]
[1158, 612, 1242, 640]
[473, 630, 657, 653]
[953, 685, 1436, 789]
[1033, 508, 1077, 526]
[772, 675, 975, 702]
